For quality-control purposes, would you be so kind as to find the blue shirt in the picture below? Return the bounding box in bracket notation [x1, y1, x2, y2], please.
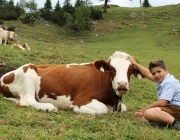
[156, 73, 180, 107]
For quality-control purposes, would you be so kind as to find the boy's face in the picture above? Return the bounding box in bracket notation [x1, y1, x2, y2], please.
[150, 66, 168, 83]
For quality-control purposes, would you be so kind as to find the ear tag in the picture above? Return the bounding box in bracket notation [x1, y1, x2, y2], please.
[100, 66, 104, 72]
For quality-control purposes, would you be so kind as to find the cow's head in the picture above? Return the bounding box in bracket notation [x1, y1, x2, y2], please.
[23, 43, 30, 50]
[108, 51, 144, 96]
[8, 31, 16, 41]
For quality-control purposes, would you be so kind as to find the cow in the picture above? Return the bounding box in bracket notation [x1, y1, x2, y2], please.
[7, 37, 20, 44]
[0, 51, 143, 114]
[0, 25, 7, 30]
[0, 28, 17, 45]
[12, 43, 30, 50]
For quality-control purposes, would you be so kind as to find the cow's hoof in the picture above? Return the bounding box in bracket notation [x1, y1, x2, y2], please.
[16, 103, 27, 107]
[49, 108, 59, 113]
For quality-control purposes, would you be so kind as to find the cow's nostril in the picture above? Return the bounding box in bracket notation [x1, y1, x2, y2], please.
[118, 81, 127, 86]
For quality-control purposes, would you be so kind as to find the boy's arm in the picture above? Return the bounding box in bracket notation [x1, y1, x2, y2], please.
[143, 100, 168, 111]
[127, 56, 154, 81]
[135, 99, 168, 118]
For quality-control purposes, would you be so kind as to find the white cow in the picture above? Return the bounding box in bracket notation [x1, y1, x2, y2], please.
[0, 28, 16, 45]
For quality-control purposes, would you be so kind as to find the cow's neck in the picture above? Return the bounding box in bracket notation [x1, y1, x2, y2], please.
[111, 88, 121, 112]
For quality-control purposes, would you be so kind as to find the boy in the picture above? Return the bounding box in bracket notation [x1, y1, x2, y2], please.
[127, 56, 180, 130]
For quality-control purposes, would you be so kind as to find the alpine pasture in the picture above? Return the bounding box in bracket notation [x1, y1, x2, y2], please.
[0, 4, 180, 140]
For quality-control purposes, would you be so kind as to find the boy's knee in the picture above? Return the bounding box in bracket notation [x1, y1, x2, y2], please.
[144, 109, 151, 118]
[144, 109, 155, 119]
[144, 107, 161, 119]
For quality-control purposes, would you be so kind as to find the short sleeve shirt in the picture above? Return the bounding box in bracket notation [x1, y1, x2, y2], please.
[156, 73, 180, 107]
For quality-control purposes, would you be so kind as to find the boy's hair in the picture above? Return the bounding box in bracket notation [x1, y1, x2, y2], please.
[148, 59, 166, 71]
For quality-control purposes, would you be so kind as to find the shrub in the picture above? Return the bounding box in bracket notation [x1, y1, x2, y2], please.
[39, 8, 52, 20]
[51, 9, 66, 26]
[0, 19, 3, 24]
[64, 5, 92, 31]
[4, 10, 18, 20]
[90, 7, 103, 20]
[7, 26, 16, 31]
[20, 12, 41, 27]
[0, 5, 24, 20]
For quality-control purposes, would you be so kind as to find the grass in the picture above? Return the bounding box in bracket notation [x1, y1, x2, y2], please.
[1, 4, 180, 139]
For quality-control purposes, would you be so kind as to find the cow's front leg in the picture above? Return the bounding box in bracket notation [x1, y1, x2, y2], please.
[0, 39, 2, 45]
[71, 99, 108, 114]
[117, 102, 127, 112]
[2, 39, 7, 45]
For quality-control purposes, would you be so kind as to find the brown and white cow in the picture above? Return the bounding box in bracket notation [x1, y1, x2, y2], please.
[12, 43, 30, 50]
[0, 51, 143, 114]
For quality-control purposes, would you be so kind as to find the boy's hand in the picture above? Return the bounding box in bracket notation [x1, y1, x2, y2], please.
[134, 110, 144, 118]
[127, 56, 137, 65]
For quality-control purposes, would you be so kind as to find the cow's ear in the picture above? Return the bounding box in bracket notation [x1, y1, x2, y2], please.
[129, 65, 145, 79]
[94, 60, 112, 72]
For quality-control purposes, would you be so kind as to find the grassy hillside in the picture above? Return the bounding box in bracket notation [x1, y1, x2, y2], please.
[0, 4, 180, 139]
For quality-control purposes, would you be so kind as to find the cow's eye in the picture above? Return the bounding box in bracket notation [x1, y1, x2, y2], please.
[110, 67, 114, 71]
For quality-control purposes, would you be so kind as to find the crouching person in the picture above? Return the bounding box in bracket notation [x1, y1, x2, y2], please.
[127, 56, 180, 130]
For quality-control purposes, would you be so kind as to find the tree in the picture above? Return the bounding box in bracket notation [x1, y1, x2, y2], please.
[0, 1, 25, 20]
[8, 0, 14, 5]
[139, 0, 142, 7]
[75, 0, 84, 7]
[142, 0, 150, 7]
[25, 0, 37, 13]
[0, 0, 6, 9]
[99, 0, 109, 13]
[103, 0, 108, 13]
[44, 0, 52, 10]
[64, 5, 91, 31]
[54, 0, 60, 11]
[130, 0, 142, 7]
[63, 0, 74, 13]
[19, 0, 26, 9]
[21, 0, 39, 26]
[63, 0, 70, 6]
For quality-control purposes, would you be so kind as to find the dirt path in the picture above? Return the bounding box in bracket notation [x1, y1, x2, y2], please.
[0, 65, 16, 78]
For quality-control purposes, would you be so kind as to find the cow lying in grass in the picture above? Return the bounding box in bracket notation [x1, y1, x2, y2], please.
[0, 51, 144, 114]
[12, 43, 30, 50]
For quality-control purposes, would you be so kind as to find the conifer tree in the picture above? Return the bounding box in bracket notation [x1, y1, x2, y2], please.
[44, 0, 52, 10]
[75, 0, 84, 7]
[0, 0, 6, 9]
[142, 0, 150, 7]
[63, 0, 70, 6]
[54, 0, 60, 11]
[8, 0, 14, 5]
[63, 0, 74, 13]
[19, 0, 26, 9]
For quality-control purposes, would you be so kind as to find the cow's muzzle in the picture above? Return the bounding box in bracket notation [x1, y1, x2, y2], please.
[117, 88, 128, 95]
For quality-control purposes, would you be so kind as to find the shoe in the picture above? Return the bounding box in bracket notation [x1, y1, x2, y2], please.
[149, 121, 165, 128]
[169, 119, 180, 130]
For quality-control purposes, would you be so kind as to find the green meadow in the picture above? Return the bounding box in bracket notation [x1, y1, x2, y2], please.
[0, 4, 180, 139]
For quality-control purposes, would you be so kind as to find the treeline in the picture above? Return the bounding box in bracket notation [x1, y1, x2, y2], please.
[0, 0, 103, 31]
[0, 0, 25, 20]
